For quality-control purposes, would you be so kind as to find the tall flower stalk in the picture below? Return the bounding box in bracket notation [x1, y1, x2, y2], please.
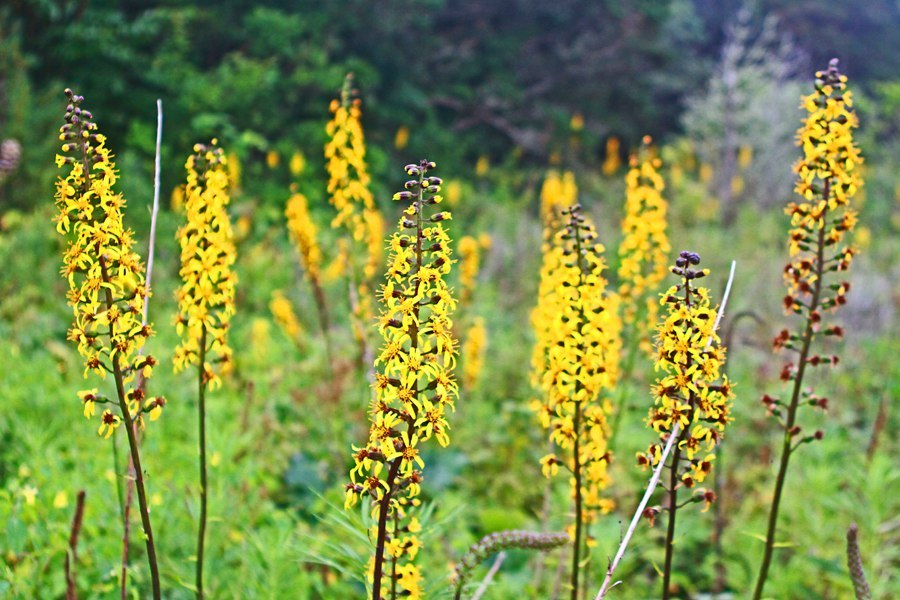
[638, 251, 733, 600]
[532, 204, 619, 599]
[752, 58, 862, 599]
[617, 135, 670, 354]
[609, 136, 671, 447]
[325, 73, 385, 363]
[54, 89, 163, 599]
[285, 190, 332, 368]
[173, 140, 237, 599]
[344, 160, 458, 599]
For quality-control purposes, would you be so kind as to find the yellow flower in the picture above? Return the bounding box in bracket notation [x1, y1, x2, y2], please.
[602, 136, 621, 175]
[270, 290, 304, 341]
[289, 151, 306, 176]
[173, 140, 237, 383]
[285, 193, 322, 280]
[98, 410, 121, 439]
[394, 126, 409, 150]
[461, 317, 487, 390]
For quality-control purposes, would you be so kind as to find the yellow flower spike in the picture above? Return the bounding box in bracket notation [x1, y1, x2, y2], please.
[618, 136, 671, 354]
[457, 235, 481, 306]
[346, 160, 458, 599]
[285, 193, 322, 280]
[642, 251, 733, 597]
[461, 317, 487, 391]
[530, 204, 617, 592]
[754, 60, 864, 598]
[173, 140, 237, 378]
[173, 140, 236, 598]
[55, 91, 158, 434]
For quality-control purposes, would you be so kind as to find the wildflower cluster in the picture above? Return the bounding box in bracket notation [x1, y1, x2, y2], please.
[780, 58, 860, 348]
[55, 89, 160, 435]
[457, 234, 490, 306]
[345, 160, 458, 599]
[324, 74, 385, 354]
[533, 205, 619, 575]
[531, 170, 579, 389]
[173, 140, 237, 387]
[539, 170, 577, 226]
[618, 136, 671, 351]
[270, 290, 304, 343]
[285, 192, 323, 281]
[461, 316, 486, 391]
[767, 58, 862, 441]
[639, 252, 732, 493]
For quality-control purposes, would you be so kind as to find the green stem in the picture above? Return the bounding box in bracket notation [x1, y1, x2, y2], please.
[196, 324, 208, 599]
[753, 186, 829, 599]
[112, 432, 124, 517]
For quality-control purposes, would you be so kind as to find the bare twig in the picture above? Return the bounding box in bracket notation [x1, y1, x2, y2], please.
[595, 260, 736, 599]
[121, 98, 163, 600]
[65, 491, 87, 600]
[470, 552, 506, 600]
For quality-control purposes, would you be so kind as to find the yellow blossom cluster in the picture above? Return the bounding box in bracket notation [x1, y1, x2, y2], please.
[270, 290, 305, 343]
[55, 89, 161, 436]
[285, 192, 323, 280]
[639, 251, 733, 491]
[345, 160, 458, 599]
[461, 317, 487, 391]
[457, 234, 491, 306]
[173, 141, 237, 388]
[531, 171, 579, 389]
[533, 205, 620, 538]
[618, 136, 671, 351]
[324, 75, 385, 352]
[324, 75, 383, 264]
[783, 59, 862, 315]
[539, 170, 577, 226]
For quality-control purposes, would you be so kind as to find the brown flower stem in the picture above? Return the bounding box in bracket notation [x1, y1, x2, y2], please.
[373, 166, 426, 600]
[372, 460, 402, 600]
[99, 257, 161, 600]
[753, 185, 830, 600]
[661, 273, 695, 600]
[196, 324, 208, 599]
[661, 443, 683, 600]
[65, 490, 86, 600]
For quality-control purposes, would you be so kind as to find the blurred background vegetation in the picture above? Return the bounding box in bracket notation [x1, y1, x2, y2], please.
[0, 0, 898, 598]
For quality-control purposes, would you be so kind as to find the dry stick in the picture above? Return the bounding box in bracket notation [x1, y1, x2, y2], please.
[470, 552, 507, 600]
[595, 260, 736, 600]
[65, 490, 87, 600]
[120, 98, 163, 600]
